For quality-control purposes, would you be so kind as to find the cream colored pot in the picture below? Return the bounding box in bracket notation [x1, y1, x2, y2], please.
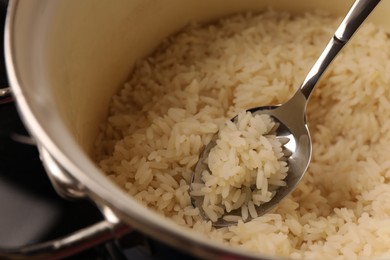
[2, 0, 389, 259]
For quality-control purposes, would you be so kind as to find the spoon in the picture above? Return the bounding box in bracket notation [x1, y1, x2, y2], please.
[190, 0, 381, 227]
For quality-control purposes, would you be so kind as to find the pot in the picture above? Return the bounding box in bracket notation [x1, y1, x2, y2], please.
[2, 0, 389, 259]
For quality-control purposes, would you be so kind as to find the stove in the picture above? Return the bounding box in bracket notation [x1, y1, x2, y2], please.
[0, 2, 196, 259]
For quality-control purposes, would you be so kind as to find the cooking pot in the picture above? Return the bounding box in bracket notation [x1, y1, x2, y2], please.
[2, 0, 388, 259]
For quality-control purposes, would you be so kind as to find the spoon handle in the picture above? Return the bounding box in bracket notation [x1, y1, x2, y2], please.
[299, 0, 381, 99]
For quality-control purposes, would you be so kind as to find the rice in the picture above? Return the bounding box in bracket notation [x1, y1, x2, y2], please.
[191, 111, 288, 222]
[95, 10, 390, 259]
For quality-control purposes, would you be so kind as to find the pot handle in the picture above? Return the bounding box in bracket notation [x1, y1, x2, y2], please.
[0, 146, 133, 259]
[0, 219, 131, 260]
[0, 86, 13, 104]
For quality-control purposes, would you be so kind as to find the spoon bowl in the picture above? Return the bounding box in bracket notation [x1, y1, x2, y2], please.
[191, 0, 381, 227]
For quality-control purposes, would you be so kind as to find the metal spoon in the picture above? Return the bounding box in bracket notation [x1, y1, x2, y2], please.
[191, 0, 381, 227]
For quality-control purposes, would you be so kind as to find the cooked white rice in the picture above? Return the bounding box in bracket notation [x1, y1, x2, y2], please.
[191, 111, 288, 222]
[95, 10, 390, 259]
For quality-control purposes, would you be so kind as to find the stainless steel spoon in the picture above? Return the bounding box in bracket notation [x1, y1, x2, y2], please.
[191, 0, 381, 227]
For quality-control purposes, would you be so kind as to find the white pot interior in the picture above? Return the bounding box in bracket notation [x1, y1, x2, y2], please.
[7, 0, 390, 258]
[22, 0, 362, 153]
[12, 0, 390, 154]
